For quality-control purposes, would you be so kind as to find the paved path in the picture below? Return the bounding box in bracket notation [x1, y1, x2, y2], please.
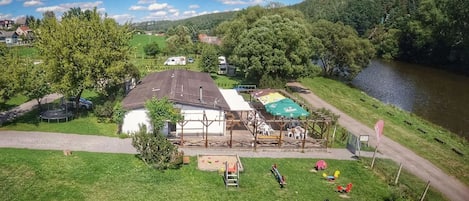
[0, 93, 62, 125]
[287, 82, 469, 201]
[0, 131, 386, 160]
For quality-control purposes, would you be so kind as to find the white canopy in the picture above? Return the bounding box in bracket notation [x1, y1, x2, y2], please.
[219, 89, 253, 111]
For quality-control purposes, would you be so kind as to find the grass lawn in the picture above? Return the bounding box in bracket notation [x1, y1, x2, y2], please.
[130, 34, 166, 59]
[0, 108, 117, 136]
[0, 95, 29, 112]
[0, 148, 446, 201]
[299, 77, 469, 186]
[9, 46, 38, 58]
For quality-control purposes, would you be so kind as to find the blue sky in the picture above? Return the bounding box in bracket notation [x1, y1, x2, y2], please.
[0, 0, 303, 24]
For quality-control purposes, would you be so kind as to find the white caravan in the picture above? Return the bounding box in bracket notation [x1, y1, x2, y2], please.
[164, 56, 186, 65]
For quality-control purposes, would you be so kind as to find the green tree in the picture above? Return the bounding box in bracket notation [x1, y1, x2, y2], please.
[131, 124, 182, 170]
[15, 60, 51, 110]
[132, 97, 183, 170]
[144, 97, 182, 133]
[218, 7, 314, 80]
[143, 42, 160, 58]
[165, 25, 193, 55]
[311, 20, 375, 80]
[35, 8, 138, 110]
[199, 44, 219, 73]
[0, 47, 16, 102]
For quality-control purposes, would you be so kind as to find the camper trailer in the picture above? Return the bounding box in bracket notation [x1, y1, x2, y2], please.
[164, 56, 186, 66]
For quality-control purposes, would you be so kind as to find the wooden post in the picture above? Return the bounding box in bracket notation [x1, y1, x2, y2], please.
[254, 111, 258, 151]
[229, 119, 234, 148]
[370, 145, 379, 169]
[301, 119, 307, 151]
[394, 163, 403, 185]
[177, 118, 188, 147]
[200, 111, 213, 148]
[278, 118, 285, 147]
[419, 181, 431, 201]
[330, 124, 337, 149]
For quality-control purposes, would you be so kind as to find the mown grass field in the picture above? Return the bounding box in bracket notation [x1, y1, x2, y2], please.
[129, 34, 166, 59]
[0, 148, 446, 201]
[299, 77, 469, 186]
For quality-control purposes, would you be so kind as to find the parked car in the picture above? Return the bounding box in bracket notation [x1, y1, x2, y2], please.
[67, 97, 93, 110]
[188, 57, 194, 63]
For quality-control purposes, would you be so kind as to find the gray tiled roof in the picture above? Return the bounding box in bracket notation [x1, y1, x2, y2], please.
[122, 69, 229, 111]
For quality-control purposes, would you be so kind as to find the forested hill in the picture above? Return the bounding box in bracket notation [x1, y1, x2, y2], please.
[132, 11, 236, 33]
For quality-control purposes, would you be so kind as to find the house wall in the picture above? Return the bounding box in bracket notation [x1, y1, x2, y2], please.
[122, 104, 226, 136]
[122, 108, 153, 134]
[175, 104, 226, 136]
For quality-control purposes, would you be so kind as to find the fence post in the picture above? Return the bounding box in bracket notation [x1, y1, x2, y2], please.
[419, 181, 431, 201]
[394, 163, 403, 185]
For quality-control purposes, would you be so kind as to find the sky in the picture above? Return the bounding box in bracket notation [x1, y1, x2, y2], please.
[0, 0, 303, 24]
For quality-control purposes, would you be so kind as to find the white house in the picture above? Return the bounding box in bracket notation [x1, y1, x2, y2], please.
[121, 69, 231, 136]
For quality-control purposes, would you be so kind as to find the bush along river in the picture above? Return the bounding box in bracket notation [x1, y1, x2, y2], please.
[352, 59, 469, 140]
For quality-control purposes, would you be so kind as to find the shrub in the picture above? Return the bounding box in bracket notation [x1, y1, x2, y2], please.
[94, 101, 114, 123]
[131, 124, 182, 170]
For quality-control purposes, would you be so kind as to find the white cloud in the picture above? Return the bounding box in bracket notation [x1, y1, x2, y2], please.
[0, 13, 12, 19]
[148, 3, 168, 11]
[36, 1, 104, 13]
[168, 8, 178, 14]
[189, 4, 199, 9]
[137, 0, 155, 4]
[129, 5, 147, 11]
[24, 0, 43, 7]
[218, 0, 264, 5]
[0, 0, 12, 6]
[151, 11, 167, 17]
[183, 10, 197, 17]
[109, 14, 134, 24]
[233, 8, 241, 11]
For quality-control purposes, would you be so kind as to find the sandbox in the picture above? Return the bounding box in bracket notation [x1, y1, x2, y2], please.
[197, 154, 244, 172]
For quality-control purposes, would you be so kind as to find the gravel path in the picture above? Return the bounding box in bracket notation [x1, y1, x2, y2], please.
[287, 82, 469, 201]
[0, 131, 385, 160]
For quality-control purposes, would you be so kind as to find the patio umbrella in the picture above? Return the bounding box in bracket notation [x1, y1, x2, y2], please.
[265, 98, 309, 118]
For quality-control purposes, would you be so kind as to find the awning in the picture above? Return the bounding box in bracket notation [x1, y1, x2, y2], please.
[257, 92, 286, 105]
[265, 98, 309, 118]
[219, 89, 253, 111]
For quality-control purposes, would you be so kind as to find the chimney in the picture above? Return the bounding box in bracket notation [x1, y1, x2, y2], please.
[199, 86, 203, 103]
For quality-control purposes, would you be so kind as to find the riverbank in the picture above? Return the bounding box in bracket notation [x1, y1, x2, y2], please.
[298, 77, 469, 186]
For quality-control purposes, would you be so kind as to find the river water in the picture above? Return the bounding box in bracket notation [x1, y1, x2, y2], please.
[352, 60, 469, 139]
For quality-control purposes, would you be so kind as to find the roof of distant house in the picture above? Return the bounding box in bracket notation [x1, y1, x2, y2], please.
[122, 69, 229, 110]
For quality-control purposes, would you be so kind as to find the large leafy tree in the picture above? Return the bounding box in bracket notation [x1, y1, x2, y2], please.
[15, 60, 51, 110]
[0, 47, 17, 102]
[35, 8, 138, 109]
[311, 19, 375, 80]
[143, 42, 161, 58]
[165, 25, 193, 55]
[218, 7, 314, 80]
[199, 44, 219, 73]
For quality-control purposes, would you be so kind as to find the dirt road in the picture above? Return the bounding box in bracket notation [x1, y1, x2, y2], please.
[287, 82, 469, 201]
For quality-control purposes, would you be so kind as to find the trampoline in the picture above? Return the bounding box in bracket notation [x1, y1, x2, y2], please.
[40, 109, 73, 123]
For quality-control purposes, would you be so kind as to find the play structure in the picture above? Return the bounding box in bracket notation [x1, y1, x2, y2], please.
[40, 108, 73, 123]
[224, 161, 240, 188]
[323, 170, 340, 181]
[271, 164, 286, 188]
[337, 183, 353, 193]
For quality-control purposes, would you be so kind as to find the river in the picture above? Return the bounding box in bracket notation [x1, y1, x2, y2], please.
[352, 60, 469, 139]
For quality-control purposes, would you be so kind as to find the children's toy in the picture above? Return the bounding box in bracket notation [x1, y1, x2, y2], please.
[322, 170, 340, 181]
[271, 164, 286, 188]
[337, 183, 353, 193]
[315, 160, 327, 171]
